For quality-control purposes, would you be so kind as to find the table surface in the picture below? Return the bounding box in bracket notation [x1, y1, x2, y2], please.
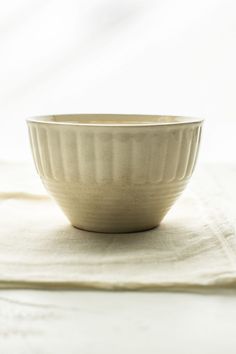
[1, 165, 235, 353]
[0, 290, 235, 354]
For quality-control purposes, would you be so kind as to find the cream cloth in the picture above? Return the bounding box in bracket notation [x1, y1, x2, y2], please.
[0, 161, 236, 290]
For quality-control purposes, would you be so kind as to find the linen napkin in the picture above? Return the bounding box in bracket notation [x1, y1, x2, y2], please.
[0, 161, 236, 290]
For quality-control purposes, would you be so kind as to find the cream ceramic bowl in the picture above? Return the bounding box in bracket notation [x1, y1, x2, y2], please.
[27, 114, 203, 233]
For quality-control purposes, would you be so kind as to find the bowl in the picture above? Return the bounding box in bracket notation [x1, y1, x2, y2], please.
[27, 114, 203, 233]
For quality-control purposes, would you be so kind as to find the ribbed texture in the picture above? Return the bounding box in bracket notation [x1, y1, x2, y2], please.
[28, 123, 202, 232]
[42, 179, 188, 233]
[28, 124, 201, 184]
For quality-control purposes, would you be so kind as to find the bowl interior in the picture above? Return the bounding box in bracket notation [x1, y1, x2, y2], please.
[27, 114, 203, 126]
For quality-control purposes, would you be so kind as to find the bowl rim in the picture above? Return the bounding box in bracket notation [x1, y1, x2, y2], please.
[26, 113, 204, 127]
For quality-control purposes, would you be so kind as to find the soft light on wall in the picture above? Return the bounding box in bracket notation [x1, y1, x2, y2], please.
[0, 0, 235, 162]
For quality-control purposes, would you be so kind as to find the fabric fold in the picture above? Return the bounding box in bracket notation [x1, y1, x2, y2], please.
[0, 161, 236, 291]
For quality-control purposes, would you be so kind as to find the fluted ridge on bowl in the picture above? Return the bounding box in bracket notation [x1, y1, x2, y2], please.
[28, 124, 202, 185]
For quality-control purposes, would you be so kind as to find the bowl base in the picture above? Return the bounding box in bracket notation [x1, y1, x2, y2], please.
[71, 223, 159, 234]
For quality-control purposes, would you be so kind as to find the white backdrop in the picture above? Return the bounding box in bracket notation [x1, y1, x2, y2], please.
[0, 0, 235, 162]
